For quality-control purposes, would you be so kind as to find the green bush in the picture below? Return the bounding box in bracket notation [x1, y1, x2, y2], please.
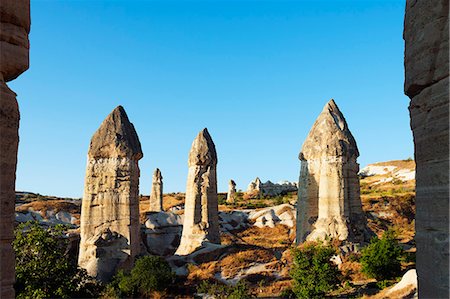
[13, 221, 101, 299]
[197, 280, 252, 299]
[360, 230, 403, 280]
[290, 242, 341, 299]
[108, 255, 174, 297]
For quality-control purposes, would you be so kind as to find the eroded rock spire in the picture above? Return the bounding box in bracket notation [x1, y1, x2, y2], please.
[227, 180, 237, 203]
[175, 128, 220, 255]
[296, 99, 370, 244]
[149, 168, 163, 212]
[78, 106, 143, 281]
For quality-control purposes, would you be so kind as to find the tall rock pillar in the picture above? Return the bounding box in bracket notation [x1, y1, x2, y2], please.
[149, 168, 163, 212]
[404, 1, 449, 296]
[78, 106, 143, 282]
[0, 1, 30, 298]
[227, 180, 237, 203]
[175, 128, 220, 255]
[296, 100, 369, 244]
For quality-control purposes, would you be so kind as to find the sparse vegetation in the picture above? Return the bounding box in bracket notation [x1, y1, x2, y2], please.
[105, 255, 174, 298]
[14, 222, 101, 299]
[290, 242, 341, 299]
[197, 280, 253, 299]
[361, 230, 403, 281]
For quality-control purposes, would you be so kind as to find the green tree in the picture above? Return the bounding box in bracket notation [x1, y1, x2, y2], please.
[290, 242, 340, 299]
[108, 255, 174, 297]
[360, 230, 403, 280]
[13, 221, 101, 299]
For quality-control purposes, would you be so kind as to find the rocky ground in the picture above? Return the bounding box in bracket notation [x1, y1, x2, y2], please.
[14, 159, 416, 298]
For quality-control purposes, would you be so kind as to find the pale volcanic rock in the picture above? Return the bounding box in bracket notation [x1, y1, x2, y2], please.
[144, 211, 183, 256]
[296, 100, 370, 244]
[247, 178, 297, 197]
[175, 128, 220, 255]
[404, 0, 449, 296]
[247, 177, 262, 193]
[149, 168, 163, 212]
[226, 180, 237, 203]
[78, 106, 143, 282]
[0, 1, 30, 297]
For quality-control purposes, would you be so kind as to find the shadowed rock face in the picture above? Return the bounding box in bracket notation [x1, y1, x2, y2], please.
[175, 128, 220, 255]
[0, 1, 30, 297]
[227, 180, 237, 203]
[78, 106, 143, 282]
[150, 168, 163, 212]
[404, 1, 449, 296]
[296, 100, 370, 244]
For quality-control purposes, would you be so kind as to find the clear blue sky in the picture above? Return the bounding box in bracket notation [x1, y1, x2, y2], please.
[10, 0, 413, 198]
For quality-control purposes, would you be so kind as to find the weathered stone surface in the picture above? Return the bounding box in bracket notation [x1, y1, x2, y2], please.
[247, 178, 297, 197]
[0, 80, 20, 299]
[175, 128, 220, 255]
[249, 203, 296, 229]
[0, 1, 30, 297]
[78, 106, 143, 282]
[404, 0, 449, 97]
[404, 1, 449, 296]
[386, 269, 417, 298]
[149, 168, 163, 212]
[144, 211, 183, 256]
[296, 100, 370, 244]
[226, 179, 237, 203]
[247, 177, 262, 194]
[0, 1, 30, 82]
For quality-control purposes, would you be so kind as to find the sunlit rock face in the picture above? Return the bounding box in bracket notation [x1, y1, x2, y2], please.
[404, 0, 449, 297]
[296, 100, 370, 244]
[175, 128, 220, 255]
[149, 168, 163, 212]
[78, 106, 143, 282]
[227, 180, 237, 203]
[0, 1, 30, 297]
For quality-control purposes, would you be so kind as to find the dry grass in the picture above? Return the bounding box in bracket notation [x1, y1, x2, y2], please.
[220, 249, 276, 277]
[363, 284, 417, 299]
[16, 200, 81, 217]
[373, 160, 415, 170]
[234, 225, 293, 249]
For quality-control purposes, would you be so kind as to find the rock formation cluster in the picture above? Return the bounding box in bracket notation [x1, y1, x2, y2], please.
[404, 1, 449, 296]
[78, 106, 143, 282]
[150, 168, 163, 212]
[227, 179, 237, 203]
[175, 128, 220, 255]
[296, 100, 369, 244]
[0, 1, 30, 297]
[247, 178, 297, 197]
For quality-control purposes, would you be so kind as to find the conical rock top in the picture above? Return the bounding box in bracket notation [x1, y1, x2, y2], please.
[188, 128, 217, 166]
[153, 168, 162, 182]
[89, 106, 143, 160]
[300, 99, 358, 160]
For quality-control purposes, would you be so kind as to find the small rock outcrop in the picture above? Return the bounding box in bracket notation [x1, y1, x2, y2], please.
[247, 178, 297, 197]
[227, 180, 237, 203]
[149, 168, 163, 212]
[78, 106, 143, 282]
[175, 128, 220, 255]
[296, 100, 369, 244]
[144, 211, 183, 256]
[404, 0, 449, 296]
[247, 177, 262, 194]
[0, 1, 30, 297]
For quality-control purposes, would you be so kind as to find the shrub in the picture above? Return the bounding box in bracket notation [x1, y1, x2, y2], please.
[108, 255, 174, 297]
[360, 230, 403, 280]
[290, 242, 341, 299]
[197, 280, 252, 299]
[13, 221, 101, 299]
